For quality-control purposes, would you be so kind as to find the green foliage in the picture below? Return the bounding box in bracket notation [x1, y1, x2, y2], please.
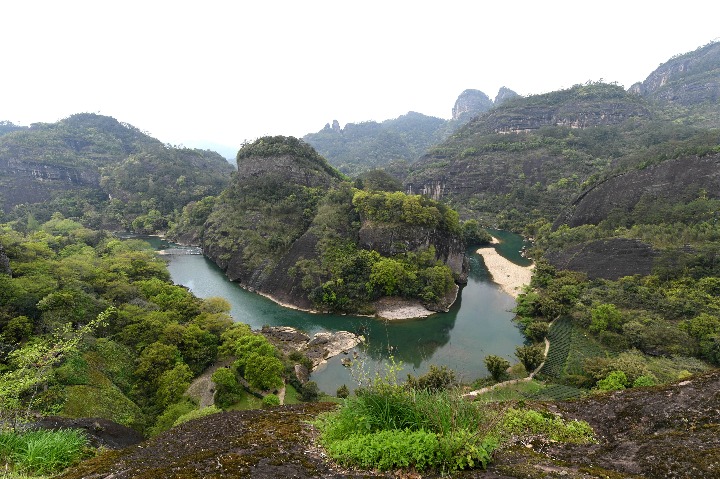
[499, 408, 594, 443]
[406, 365, 457, 392]
[353, 190, 460, 233]
[595, 370, 628, 391]
[484, 355, 511, 382]
[149, 399, 197, 436]
[524, 321, 550, 342]
[589, 303, 623, 333]
[173, 405, 221, 427]
[336, 384, 350, 399]
[632, 375, 657, 387]
[324, 428, 441, 471]
[298, 381, 320, 402]
[461, 219, 492, 245]
[211, 368, 242, 409]
[515, 344, 545, 373]
[262, 394, 280, 407]
[0, 428, 89, 475]
[244, 353, 284, 391]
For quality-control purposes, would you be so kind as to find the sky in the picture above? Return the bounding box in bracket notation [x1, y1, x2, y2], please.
[2, 1, 719, 159]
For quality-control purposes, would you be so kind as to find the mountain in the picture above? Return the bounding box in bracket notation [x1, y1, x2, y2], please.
[405, 82, 659, 229]
[0, 113, 234, 231]
[196, 136, 467, 315]
[303, 88, 519, 176]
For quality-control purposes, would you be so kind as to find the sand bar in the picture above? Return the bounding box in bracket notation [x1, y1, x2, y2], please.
[476, 244, 534, 298]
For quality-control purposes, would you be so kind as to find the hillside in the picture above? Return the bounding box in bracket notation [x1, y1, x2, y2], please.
[196, 136, 468, 315]
[303, 88, 518, 176]
[0, 113, 234, 231]
[57, 370, 720, 478]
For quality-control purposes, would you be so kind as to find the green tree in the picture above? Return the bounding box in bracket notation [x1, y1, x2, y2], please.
[244, 353, 284, 391]
[589, 303, 622, 333]
[515, 345, 545, 373]
[484, 355, 511, 382]
[211, 367, 242, 409]
[155, 362, 194, 409]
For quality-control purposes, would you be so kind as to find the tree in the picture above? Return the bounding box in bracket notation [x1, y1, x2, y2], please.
[244, 353, 284, 391]
[336, 384, 350, 398]
[590, 304, 622, 333]
[155, 362, 193, 409]
[211, 367, 241, 409]
[515, 345, 545, 373]
[299, 381, 320, 402]
[484, 355, 510, 382]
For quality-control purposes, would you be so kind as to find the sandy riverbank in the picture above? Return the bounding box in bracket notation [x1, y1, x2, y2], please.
[477, 242, 534, 298]
[374, 297, 435, 320]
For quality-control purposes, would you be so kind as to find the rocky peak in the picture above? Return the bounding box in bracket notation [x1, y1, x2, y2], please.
[451, 89, 493, 121]
[494, 86, 520, 105]
[631, 41, 720, 106]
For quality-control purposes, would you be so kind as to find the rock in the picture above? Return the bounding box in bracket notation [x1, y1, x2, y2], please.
[545, 238, 658, 280]
[260, 326, 363, 371]
[452, 89, 493, 122]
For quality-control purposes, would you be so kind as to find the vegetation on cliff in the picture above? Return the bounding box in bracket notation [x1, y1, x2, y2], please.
[199, 136, 467, 315]
[0, 113, 233, 233]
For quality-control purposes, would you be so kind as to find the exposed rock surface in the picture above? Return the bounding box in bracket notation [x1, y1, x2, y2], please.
[493, 86, 520, 105]
[545, 238, 658, 280]
[452, 89, 493, 122]
[630, 41, 720, 107]
[34, 416, 143, 450]
[554, 153, 720, 228]
[261, 326, 363, 370]
[358, 222, 468, 282]
[59, 371, 720, 479]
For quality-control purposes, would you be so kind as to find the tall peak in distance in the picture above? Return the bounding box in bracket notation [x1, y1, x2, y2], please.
[451, 89, 493, 121]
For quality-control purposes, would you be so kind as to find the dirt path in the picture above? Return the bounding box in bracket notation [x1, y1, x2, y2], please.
[185, 359, 233, 408]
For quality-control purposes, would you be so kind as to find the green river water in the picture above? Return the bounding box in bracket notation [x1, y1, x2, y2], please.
[160, 230, 530, 393]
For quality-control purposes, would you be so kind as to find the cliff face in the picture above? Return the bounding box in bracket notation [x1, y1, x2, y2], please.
[554, 153, 720, 229]
[545, 238, 657, 280]
[630, 41, 720, 107]
[451, 89, 493, 122]
[405, 83, 653, 227]
[357, 222, 468, 282]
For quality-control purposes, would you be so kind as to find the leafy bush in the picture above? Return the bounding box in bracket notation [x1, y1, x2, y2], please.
[405, 365, 457, 392]
[484, 355, 511, 382]
[515, 344, 545, 373]
[499, 408, 594, 443]
[596, 370, 628, 391]
[336, 384, 350, 399]
[262, 394, 280, 407]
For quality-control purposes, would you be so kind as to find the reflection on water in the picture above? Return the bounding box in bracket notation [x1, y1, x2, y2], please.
[164, 234, 528, 394]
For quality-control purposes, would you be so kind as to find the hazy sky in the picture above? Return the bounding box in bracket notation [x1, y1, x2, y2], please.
[2, 1, 719, 158]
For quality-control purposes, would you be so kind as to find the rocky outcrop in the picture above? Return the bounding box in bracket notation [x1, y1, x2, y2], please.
[260, 326, 363, 370]
[630, 41, 720, 107]
[452, 89, 493, 122]
[545, 238, 658, 280]
[554, 153, 720, 229]
[494, 86, 520, 105]
[358, 222, 468, 282]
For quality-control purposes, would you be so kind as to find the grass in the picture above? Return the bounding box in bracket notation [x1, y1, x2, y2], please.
[226, 389, 264, 411]
[0, 428, 89, 476]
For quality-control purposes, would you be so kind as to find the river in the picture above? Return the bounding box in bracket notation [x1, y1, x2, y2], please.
[159, 230, 530, 394]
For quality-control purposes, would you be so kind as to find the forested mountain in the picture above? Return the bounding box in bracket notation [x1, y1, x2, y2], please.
[192, 136, 468, 314]
[0, 113, 234, 232]
[303, 88, 519, 176]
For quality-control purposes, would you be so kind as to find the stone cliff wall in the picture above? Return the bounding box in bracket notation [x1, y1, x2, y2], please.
[545, 238, 657, 280]
[554, 154, 720, 229]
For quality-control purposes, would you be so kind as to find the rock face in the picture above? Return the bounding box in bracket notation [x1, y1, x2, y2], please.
[451, 89, 493, 122]
[630, 41, 720, 107]
[494, 86, 520, 105]
[358, 222, 468, 282]
[554, 153, 720, 229]
[260, 326, 363, 370]
[59, 371, 720, 479]
[545, 238, 658, 280]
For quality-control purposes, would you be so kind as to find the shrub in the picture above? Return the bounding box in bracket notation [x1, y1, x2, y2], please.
[524, 321, 550, 342]
[262, 394, 280, 407]
[336, 384, 350, 399]
[299, 381, 320, 402]
[499, 408, 594, 444]
[515, 344, 545, 373]
[632, 375, 657, 388]
[405, 365, 457, 392]
[596, 370, 628, 391]
[484, 355, 511, 382]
